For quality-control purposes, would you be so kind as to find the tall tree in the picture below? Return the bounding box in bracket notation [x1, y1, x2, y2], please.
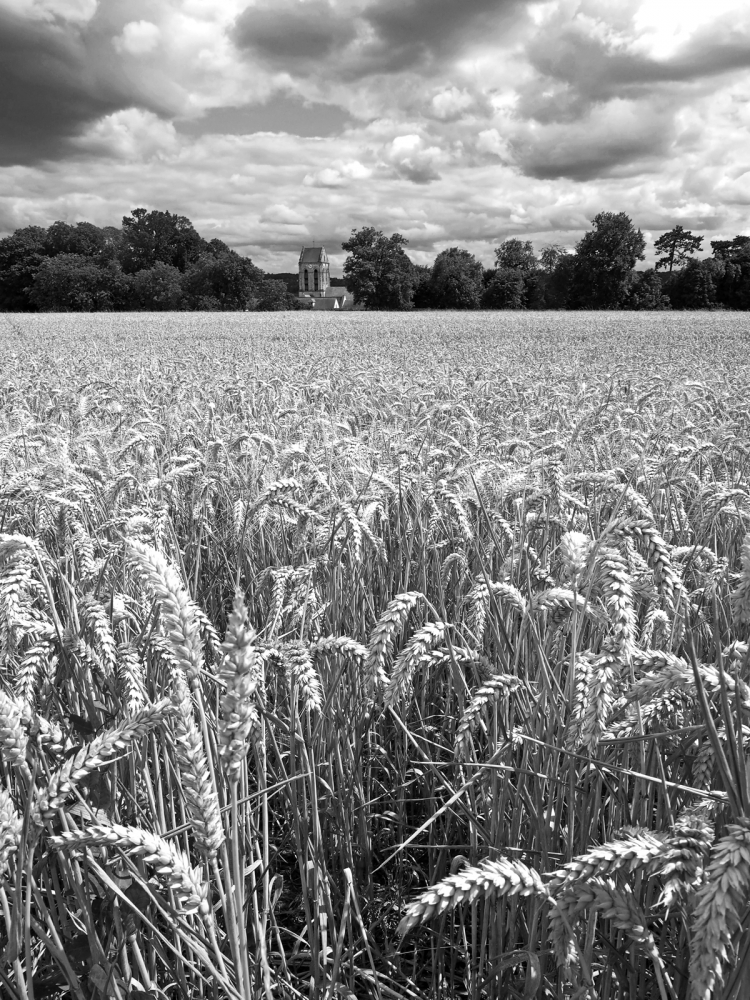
[44, 221, 114, 259]
[569, 212, 646, 309]
[654, 225, 703, 272]
[710, 235, 750, 260]
[341, 227, 414, 310]
[486, 239, 540, 309]
[621, 269, 671, 310]
[481, 268, 526, 309]
[667, 258, 723, 310]
[129, 262, 184, 311]
[539, 243, 568, 274]
[120, 208, 208, 274]
[410, 264, 434, 309]
[494, 239, 537, 273]
[181, 248, 264, 311]
[428, 247, 483, 310]
[0, 226, 48, 311]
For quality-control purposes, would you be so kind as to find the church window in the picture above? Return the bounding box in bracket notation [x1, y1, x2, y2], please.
[304, 270, 309, 290]
[314, 269, 319, 290]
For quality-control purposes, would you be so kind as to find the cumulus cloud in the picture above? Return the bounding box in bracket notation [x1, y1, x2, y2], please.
[72, 108, 178, 159]
[385, 134, 443, 184]
[259, 204, 307, 224]
[113, 21, 161, 56]
[2, 0, 750, 272]
[303, 160, 371, 187]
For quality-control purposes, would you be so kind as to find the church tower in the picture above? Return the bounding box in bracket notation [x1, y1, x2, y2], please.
[298, 246, 330, 297]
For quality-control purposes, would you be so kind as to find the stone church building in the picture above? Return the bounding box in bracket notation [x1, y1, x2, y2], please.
[298, 246, 350, 309]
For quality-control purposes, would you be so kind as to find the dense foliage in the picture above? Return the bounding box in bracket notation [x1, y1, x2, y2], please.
[345, 217, 750, 311]
[2, 208, 750, 311]
[0, 312, 749, 998]
[0, 211, 298, 313]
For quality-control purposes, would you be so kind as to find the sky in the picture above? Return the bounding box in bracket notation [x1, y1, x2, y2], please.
[1, 0, 749, 273]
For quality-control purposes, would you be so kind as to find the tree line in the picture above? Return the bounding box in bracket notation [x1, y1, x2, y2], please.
[2, 208, 748, 312]
[343, 215, 750, 311]
[0, 209, 298, 312]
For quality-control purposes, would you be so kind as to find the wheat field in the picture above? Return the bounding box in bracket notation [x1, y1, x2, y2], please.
[0, 310, 749, 1000]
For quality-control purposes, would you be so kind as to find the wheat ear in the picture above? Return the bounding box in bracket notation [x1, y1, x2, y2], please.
[126, 540, 204, 686]
[282, 641, 323, 713]
[688, 820, 750, 1000]
[398, 856, 547, 936]
[384, 621, 446, 709]
[580, 642, 623, 752]
[731, 533, 750, 627]
[171, 671, 224, 858]
[0, 689, 29, 776]
[219, 591, 261, 783]
[50, 823, 209, 915]
[0, 787, 22, 876]
[551, 878, 661, 971]
[597, 547, 636, 659]
[455, 675, 521, 760]
[365, 591, 424, 694]
[35, 699, 173, 821]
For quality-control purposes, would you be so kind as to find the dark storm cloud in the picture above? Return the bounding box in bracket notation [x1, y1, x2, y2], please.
[0, 10, 159, 167]
[233, 0, 523, 79]
[359, 0, 521, 72]
[520, 22, 750, 124]
[232, 1, 358, 68]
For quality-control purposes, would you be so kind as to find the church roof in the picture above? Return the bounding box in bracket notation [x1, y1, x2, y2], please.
[299, 246, 328, 264]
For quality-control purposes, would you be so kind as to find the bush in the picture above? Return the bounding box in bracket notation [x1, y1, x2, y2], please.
[29, 255, 128, 312]
[482, 268, 526, 309]
[129, 262, 184, 311]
